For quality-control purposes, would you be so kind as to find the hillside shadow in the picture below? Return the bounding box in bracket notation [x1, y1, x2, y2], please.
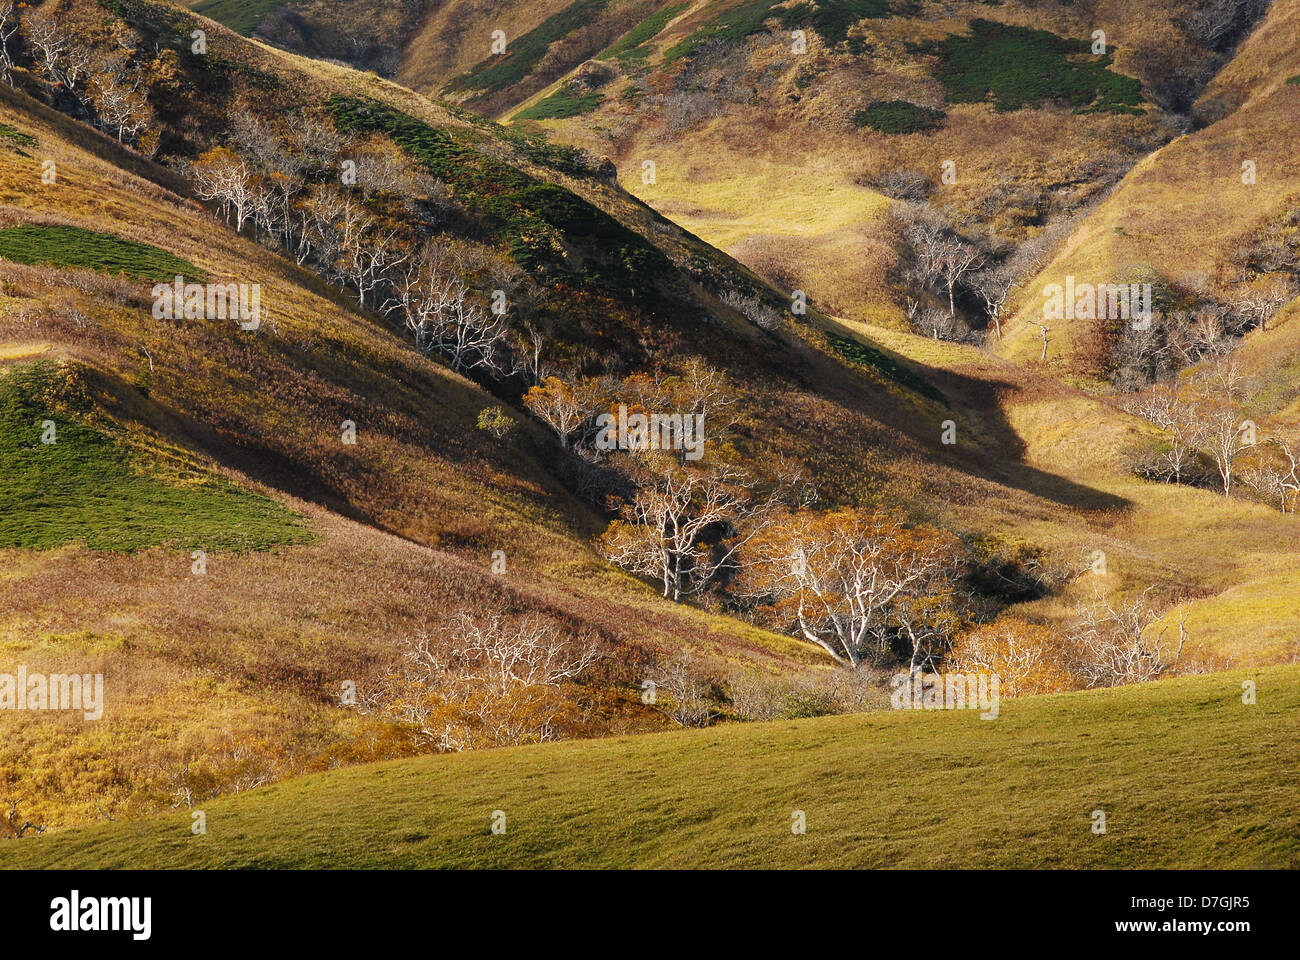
[698, 315, 1131, 514]
[0, 86, 192, 198]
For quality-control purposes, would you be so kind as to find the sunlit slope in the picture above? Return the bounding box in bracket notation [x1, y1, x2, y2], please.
[998, 0, 1300, 380]
[5, 664, 1296, 869]
[836, 318, 1300, 668]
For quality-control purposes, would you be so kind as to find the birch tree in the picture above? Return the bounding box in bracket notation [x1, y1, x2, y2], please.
[738, 508, 964, 668]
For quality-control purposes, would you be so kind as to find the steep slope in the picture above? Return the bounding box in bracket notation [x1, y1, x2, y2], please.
[5, 664, 1297, 868]
[0, 20, 830, 828]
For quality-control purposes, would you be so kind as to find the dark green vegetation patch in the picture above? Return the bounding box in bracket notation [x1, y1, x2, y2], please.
[0, 226, 204, 283]
[0, 123, 37, 147]
[826, 332, 947, 405]
[514, 82, 605, 120]
[190, 0, 283, 36]
[0, 362, 310, 552]
[603, 3, 690, 61]
[326, 97, 670, 295]
[666, 0, 889, 64]
[449, 0, 612, 94]
[921, 19, 1142, 114]
[853, 99, 945, 133]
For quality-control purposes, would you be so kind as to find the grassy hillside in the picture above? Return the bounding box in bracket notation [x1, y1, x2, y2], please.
[0, 7, 835, 830]
[998, 0, 1300, 383]
[0, 360, 307, 551]
[5, 664, 1296, 868]
[2, 0, 1297, 851]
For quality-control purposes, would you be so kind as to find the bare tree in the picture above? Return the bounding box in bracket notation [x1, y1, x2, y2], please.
[514, 322, 548, 385]
[970, 263, 1015, 339]
[935, 238, 984, 316]
[187, 148, 256, 233]
[1029, 319, 1052, 361]
[21, 4, 68, 87]
[523, 376, 594, 450]
[385, 244, 510, 374]
[1240, 436, 1300, 512]
[1070, 587, 1186, 687]
[896, 202, 948, 292]
[0, 1, 19, 88]
[1200, 393, 1252, 495]
[87, 53, 154, 145]
[367, 612, 601, 750]
[1279, 439, 1300, 512]
[674, 357, 739, 430]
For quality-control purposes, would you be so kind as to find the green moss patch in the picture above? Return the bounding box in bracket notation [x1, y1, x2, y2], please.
[920, 19, 1142, 114]
[0, 226, 204, 283]
[0, 362, 310, 552]
[514, 82, 605, 120]
[852, 100, 945, 133]
[0, 123, 37, 147]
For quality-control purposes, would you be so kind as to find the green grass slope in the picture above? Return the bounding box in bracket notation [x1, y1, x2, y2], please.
[188, 0, 283, 36]
[0, 225, 204, 282]
[6, 664, 1296, 869]
[0, 361, 307, 551]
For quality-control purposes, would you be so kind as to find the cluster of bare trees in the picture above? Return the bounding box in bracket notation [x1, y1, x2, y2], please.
[364, 612, 601, 750]
[896, 202, 1017, 343]
[526, 362, 821, 602]
[7, 1, 163, 151]
[720, 287, 783, 331]
[948, 587, 1190, 695]
[1069, 588, 1187, 687]
[383, 244, 518, 376]
[527, 367, 985, 679]
[1112, 277, 1293, 391]
[180, 106, 543, 382]
[646, 649, 718, 727]
[1126, 359, 1297, 505]
[1180, 0, 1271, 52]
